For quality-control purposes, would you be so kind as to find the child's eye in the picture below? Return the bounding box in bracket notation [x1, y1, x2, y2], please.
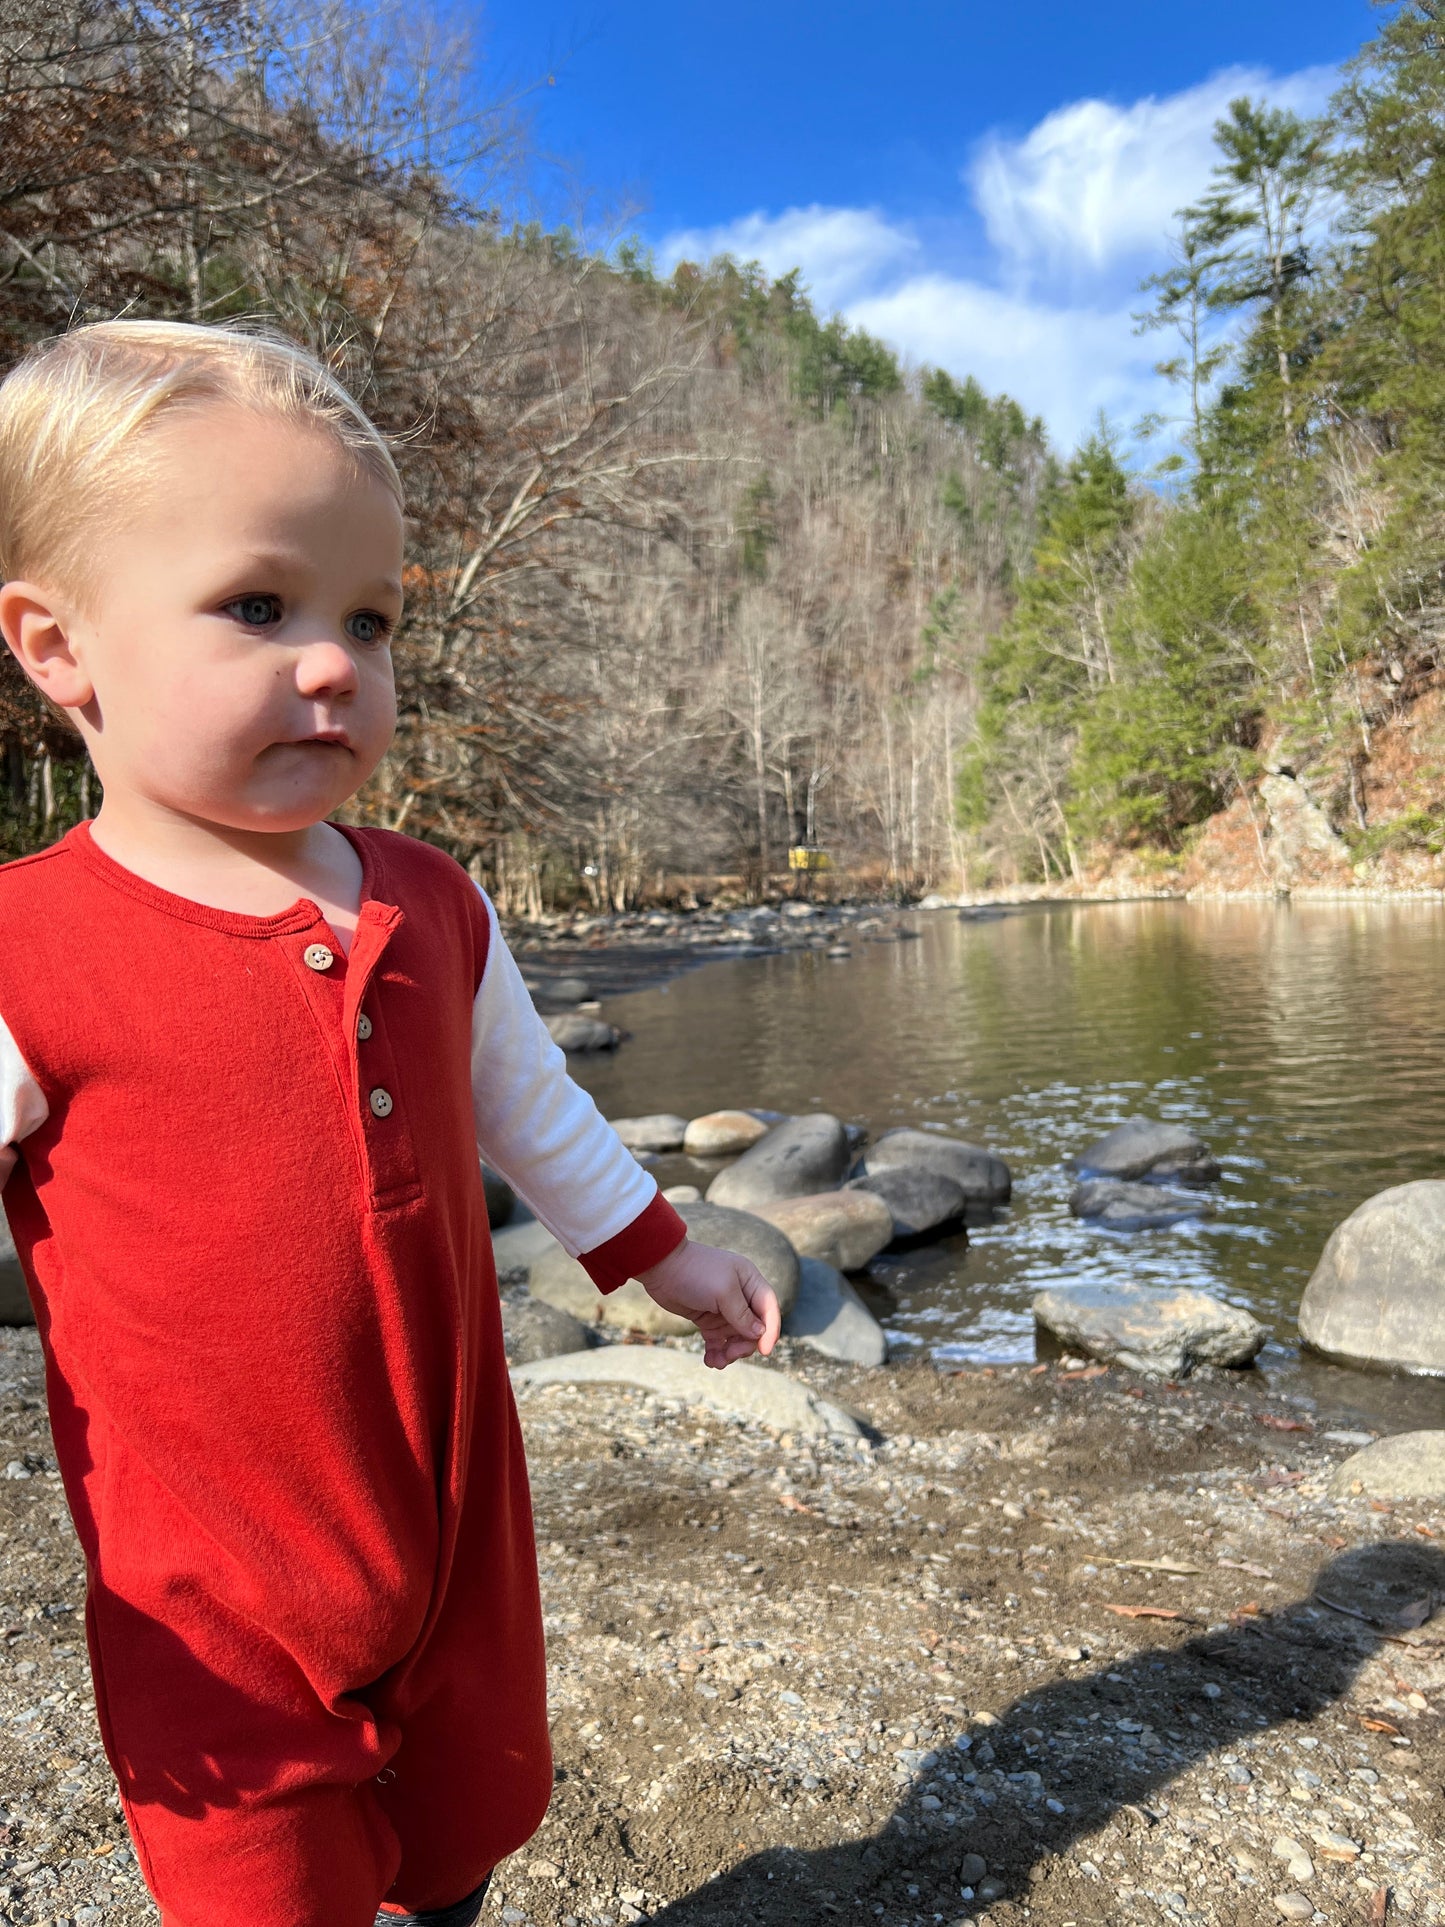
[224, 593, 283, 628]
[345, 609, 394, 646]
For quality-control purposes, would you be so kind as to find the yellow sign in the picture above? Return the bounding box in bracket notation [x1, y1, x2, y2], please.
[788, 846, 831, 872]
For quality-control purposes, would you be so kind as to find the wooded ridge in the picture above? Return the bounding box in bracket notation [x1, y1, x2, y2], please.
[3, 0, 1445, 906]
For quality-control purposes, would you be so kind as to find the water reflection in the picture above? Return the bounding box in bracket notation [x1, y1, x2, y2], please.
[571, 901, 1445, 1409]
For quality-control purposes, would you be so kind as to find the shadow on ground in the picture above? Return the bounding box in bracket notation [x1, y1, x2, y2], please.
[648, 1541, 1444, 1924]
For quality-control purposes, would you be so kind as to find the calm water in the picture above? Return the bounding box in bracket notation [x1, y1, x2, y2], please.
[571, 901, 1445, 1428]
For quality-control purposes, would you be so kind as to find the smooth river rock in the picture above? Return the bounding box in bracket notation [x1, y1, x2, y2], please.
[1072, 1115, 1221, 1187]
[544, 1012, 621, 1053]
[610, 1114, 689, 1154]
[1070, 1177, 1216, 1230]
[0, 1208, 30, 1327]
[528, 1199, 801, 1335]
[501, 1297, 594, 1365]
[855, 1127, 1012, 1207]
[783, 1258, 888, 1366]
[751, 1190, 894, 1271]
[847, 1168, 967, 1242]
[706, 1114, 850, 1209]
[1299, 1180, 1445, 1376]
[684, 1110, 770, 1158]
[1033, 1281, 1265, 1378]
[511, 1346, 863, 1439]
[1328, 1431, 1445, 1500]
[1311, 1540, 1445, 1632]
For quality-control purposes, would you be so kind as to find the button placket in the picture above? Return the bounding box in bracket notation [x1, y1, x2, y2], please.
[339, 903, 419, 1208]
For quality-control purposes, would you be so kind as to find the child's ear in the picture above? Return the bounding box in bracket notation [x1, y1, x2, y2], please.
[0, 580, 95, 711]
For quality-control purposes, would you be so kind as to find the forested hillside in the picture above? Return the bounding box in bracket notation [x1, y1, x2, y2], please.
[4, 1, 1445, 904]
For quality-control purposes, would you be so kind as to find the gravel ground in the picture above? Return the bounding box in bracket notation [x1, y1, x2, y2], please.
[1, 1325, 1441, 1927]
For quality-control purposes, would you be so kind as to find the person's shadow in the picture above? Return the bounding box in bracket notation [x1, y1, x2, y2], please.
[648, 1541, 1444, 1923]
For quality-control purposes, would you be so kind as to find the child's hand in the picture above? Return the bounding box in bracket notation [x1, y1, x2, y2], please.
[636, 1238, 782, 1370]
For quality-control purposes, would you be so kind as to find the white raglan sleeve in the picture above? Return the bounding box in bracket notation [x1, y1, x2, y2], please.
[469, 887, 686, 1292]
[0, 1011, 47, 1194]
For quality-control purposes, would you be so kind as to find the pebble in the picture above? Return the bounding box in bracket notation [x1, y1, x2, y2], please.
[1274, 1897, 1314, 1922]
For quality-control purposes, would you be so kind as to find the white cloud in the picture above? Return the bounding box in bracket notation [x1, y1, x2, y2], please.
[849, 277, 1159, 450]
[652, 63, 1338, 451]
[971, 63, 1337, 275]
[659, 204, 918, 310]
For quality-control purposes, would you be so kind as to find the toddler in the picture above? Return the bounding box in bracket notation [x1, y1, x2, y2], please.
[0, 321, 780, 1927]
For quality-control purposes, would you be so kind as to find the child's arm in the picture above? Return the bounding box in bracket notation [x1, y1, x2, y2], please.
[469, 887, 778, 1360]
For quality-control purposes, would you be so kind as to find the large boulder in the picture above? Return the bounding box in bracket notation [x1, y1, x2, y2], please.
[1299, 1181, 1445, 1376]
[501, 1297, 594, 1365]
[706, 1114, 850, 1210]
[1070, 1178, 1216, 1230]
[1033, 1281, 1265, 1378]
[610, 1114, 689, 1154]
[855, 1128, 1012, 1207]
[529, 1199, 800, 1335]
[684, 1111, 770, 1158]
[1072, 1116, 1220, 1188]
[1, 1207, 31, 1327]
[1328, 1432, 1445, 1500]
[545, 1012, 621, 1053]
[751, 1190, 894, 1271]
[847, 1168, 966, 1243]
[783, 1258, 888, 1367]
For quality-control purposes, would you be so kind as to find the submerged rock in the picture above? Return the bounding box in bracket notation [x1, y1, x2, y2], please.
[783, 1258, 888, 1366]
[1032, 1281, 1265, 1377]
[684, 1110, 770, 1157]
[847, 1167, 967, 1242]
[610, 1113, 689, 1154]
[1299, 1180, 1445, 1376]
[501, 1297, 594, 1365]
[854, 1127, 1012, 1207]
[706, 1114, 850, 1209]
[544, 1012, 621, 1052]
[751, 1190, 894, 1271]
[1070, 1178, 1216, 1230]
[1328, 1430, 1445, 1500]
[1072, 1115, 1220, 1187]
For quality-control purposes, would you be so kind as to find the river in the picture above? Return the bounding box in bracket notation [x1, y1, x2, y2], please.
[570, 898, 1445, 1429]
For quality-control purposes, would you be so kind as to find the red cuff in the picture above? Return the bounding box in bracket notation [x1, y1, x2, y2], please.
[579, 1190, 688, 1294]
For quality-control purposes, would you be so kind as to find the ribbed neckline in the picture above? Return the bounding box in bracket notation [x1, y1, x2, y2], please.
[65, 820, 387, 937]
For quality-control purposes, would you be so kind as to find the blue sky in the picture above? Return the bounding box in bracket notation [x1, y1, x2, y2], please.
[469, 0, 1378, 449]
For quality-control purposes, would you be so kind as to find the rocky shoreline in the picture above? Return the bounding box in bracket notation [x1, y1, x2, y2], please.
[1, 1327, 1441, 1927]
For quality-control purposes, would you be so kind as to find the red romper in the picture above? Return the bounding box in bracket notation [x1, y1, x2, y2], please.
[0, 823, 686, 1927]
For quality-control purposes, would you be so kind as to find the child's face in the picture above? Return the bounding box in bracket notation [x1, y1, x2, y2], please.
[59, 402, 403, 835]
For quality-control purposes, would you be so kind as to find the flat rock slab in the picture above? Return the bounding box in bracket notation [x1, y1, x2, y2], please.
[544, 1013, 621, 1053]
[856, 1127, 1012, 1207]
[707, 1114, 850, 1209]
[847, 1168, 966, 1242]
[511, 1345, 864, 1437]
[1312, 1540, 1445, 1631]
[1, 1210, 29, 1327]
[684, 1111, 770, 1158]
[1033, 1281, 1265, 1378]
[1300, 1180, 1445, 1376]
[1070, 1178, 1216, 1230]
[1072, 1115, 1220, 1187]
[752, 1190, 893, 1271]
[502, 1297, 594, 1365]
[1329, 1430, 1445, 1500]
[610, 1114, 689, 1154]
[783, 1258, 888, 1366]
[489, 1216, 560, 1286]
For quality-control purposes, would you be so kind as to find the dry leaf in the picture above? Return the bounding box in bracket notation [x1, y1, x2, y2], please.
[778, 1495, 815, 1515]
[1360, 1717, 1401, 1735]
[1257, 1413, 1312, 1432]
[1369, 1887, 1389, 1926]
[1027, 1362, 1049, 1376]
[1218, 1558, 1275, 1580]
[1061, 1365, 1109, 1381]
[1104, 1604, 1185, 1620]
[1113, 1557, 1204, 1575]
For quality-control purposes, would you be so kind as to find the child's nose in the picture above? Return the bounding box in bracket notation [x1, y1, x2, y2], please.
[294, 636, 359, 698]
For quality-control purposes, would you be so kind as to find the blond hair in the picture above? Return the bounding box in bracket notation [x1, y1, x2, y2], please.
[0, 319, 402, 604]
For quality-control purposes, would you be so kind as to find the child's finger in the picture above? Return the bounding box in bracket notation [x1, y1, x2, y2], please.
[742, 1269, 782, 1355]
